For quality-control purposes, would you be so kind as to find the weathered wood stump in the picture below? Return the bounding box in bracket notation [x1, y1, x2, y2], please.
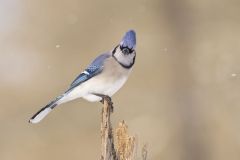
[100, 97, 147, 160]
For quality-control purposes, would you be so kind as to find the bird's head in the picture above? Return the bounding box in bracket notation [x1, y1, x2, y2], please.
[119, 30, 136, 55]
[112, 30, 136, 69]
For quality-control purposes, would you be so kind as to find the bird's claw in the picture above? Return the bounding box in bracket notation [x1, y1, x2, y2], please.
[93, 93, 114, 112]
[94, 93, 113, 105]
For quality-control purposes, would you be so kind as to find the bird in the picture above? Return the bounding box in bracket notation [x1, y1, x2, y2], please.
[29, 30, 136, 123]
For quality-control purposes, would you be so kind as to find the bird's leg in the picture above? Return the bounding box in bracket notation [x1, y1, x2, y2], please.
[105, 96, 114, 113]
[92, 93, 114, 112]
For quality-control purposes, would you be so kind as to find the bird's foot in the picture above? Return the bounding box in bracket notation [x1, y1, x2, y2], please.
[93, 93, 114, 112]
[103, 96, 113, 107]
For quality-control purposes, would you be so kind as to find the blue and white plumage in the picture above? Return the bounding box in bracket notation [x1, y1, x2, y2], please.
[29, 30, 136, 123]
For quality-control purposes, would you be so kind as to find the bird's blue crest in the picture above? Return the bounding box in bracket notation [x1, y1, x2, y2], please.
[120, 30, 136, 49]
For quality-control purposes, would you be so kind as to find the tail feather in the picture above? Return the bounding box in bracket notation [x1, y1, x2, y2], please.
[29, 95, 64, 124]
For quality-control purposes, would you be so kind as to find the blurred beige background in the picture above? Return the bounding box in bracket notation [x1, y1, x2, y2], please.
[1, 0, 240, 160]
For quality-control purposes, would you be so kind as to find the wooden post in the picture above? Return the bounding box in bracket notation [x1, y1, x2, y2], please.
[100, 96, 147, 160]
[100, 97, 118, 160]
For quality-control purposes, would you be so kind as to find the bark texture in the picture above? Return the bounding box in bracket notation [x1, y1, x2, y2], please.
[100, 97, 117, 160]
[100, 97, 147, 160]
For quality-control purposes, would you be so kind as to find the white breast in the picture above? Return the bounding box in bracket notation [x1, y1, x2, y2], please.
[82, 75, 128, 102]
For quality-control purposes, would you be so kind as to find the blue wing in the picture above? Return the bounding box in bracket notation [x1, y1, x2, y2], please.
[66, 53, 111, 93]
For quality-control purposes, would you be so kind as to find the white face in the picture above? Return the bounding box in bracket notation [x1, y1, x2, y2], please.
[112, 46, 136, 68]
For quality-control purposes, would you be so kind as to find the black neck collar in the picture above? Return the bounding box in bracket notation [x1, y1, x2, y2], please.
[112, 45, 136, 69]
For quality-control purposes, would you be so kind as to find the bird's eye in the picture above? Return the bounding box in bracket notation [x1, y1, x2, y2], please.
[122, 48, 130, 54]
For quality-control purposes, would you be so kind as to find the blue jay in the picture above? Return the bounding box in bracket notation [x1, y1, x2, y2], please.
[29, 30, 136, 123]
